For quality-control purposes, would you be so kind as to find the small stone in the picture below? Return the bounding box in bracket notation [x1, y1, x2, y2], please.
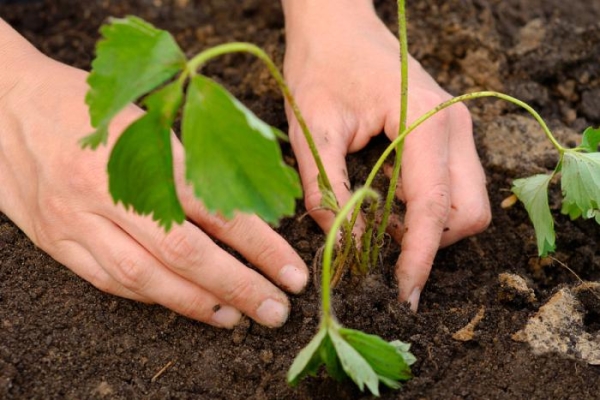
[497, 273, 536, 305]
[512, 286, 600, 365]
[93, 381, 114, 397]
[452, 307, 486, 342]
[259, 349, 273, 364]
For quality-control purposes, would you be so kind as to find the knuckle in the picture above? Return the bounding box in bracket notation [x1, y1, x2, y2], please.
[251, 237, 279, 267]
[221, 277, 256, 305]
[451, 101, 473, 125]
[159, 230, 197, 266]
[424, 184, 451, 228]
[419, 90, 451, 111]
[31, 196, 67, 246]
[88, 268, 115, 294]
[206, 215, 241, 238]
[113, 255, 148, 291]
[176, 294, 210, 320]
[63, 158, 106, 195]
[304, 189, 323, 213]
[460, 201, 492, 236]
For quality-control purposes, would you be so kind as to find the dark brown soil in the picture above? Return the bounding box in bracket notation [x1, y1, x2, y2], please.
[1, 0, 600, 399]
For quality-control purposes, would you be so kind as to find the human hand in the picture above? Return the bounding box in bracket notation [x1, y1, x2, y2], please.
[281, 1, 490, 310]
[0, 20, 308, 328]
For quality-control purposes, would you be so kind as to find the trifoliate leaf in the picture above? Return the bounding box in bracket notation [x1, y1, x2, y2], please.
[580, 127, 600, 153]
[512, 174, 555, 256]
[107, 80, 185, 230]
[561, 151, 600, 222]
[329, 327, 380, 396]
[182, 75, 301, 224]
[340, 328, 413, 385]
[83, 16, 186, 148]
[287, 327, 327, 386]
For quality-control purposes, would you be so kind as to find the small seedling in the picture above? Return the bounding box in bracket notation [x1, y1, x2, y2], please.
[287, 188, 415, 395]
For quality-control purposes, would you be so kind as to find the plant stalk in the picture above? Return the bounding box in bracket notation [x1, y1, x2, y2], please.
[371, 0, 410, 266]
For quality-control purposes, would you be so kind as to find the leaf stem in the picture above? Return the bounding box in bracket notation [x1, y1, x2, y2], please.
[188, 42, 336, 197]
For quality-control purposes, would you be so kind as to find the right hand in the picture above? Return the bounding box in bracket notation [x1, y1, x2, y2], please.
[0, 20, 308, 328]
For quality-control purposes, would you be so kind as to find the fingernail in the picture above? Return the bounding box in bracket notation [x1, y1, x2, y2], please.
[408, 288, 421, 312]
[211, 305, 242, 329]
[278, 264, 308, 294]
[256, 298, 289, 328]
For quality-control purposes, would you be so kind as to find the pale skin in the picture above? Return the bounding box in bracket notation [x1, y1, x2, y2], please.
[0, 1, 489, 328]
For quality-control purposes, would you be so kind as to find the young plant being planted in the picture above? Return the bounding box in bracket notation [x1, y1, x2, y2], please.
[287, 188, 415, 395]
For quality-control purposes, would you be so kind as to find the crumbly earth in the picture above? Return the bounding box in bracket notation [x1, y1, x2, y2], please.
[1, 0, 599, 399]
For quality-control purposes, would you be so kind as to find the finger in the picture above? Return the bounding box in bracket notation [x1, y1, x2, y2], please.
[50, 238, 149, 302]
[79, 215, 243, 329]
[114, 211, 292, 328]
[286, 107, 366, 236]
[438, 105, 491, 247]
[192, 209, 309, 294]
[171, 141, 309, 295]
[382, 110, 490, 249]
[394, 110, 451, 311]
[385, 213, 405, 244]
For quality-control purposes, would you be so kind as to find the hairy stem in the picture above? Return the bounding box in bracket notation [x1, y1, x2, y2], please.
[322, 188, 379, 321]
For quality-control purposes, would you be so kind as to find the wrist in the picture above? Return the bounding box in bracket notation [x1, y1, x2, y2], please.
[281, 0, 379, 36]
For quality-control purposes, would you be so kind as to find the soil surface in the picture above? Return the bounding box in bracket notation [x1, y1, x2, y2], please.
[2, 0, 600, 399]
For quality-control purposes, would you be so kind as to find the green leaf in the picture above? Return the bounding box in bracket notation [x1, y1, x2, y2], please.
[390, 340, 417, 366]
[320, 332, 345, 381]
[107, 80, 185, 230]
[182, 75, 301, 224]
[287, 327, 328, 386]
[329, 327, 380, 396]
[317, 173, 339, 212]
[581, 127, 600, 153]
[83, 16, 186, 148]
[340, 328, 413, 385]
[561, 151, 600, 221]
[512, 174, 555, 256]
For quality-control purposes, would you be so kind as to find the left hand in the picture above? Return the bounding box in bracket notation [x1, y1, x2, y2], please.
[281, 0, 491, 310]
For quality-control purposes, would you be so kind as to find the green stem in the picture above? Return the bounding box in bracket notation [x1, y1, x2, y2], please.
[370, 0, 410, 267]
[322, 188, 379, 321]
[188, 42, 336, 199]
[350, 90, 563, 236]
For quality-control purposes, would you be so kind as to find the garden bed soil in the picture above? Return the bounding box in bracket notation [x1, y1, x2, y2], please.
[1, 0, 600, 399]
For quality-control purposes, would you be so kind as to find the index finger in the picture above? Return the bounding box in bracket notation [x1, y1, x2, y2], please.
[395, 111, 451, 311]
